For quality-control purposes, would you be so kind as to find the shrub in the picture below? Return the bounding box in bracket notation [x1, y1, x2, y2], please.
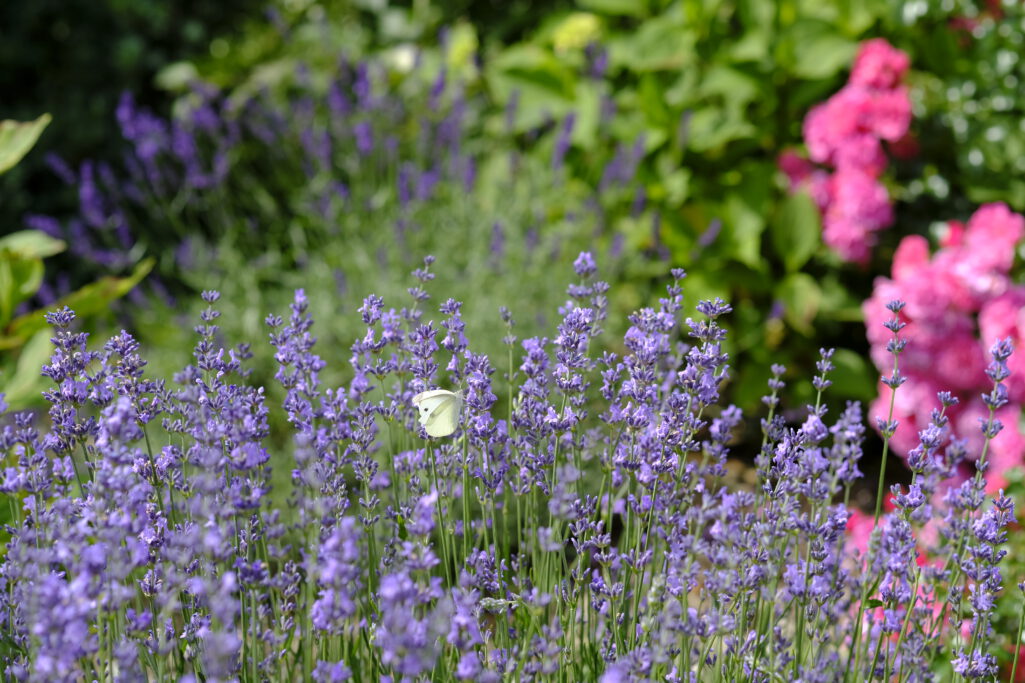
[864, 202, 1025, 492]
[781, 39, 913, 263]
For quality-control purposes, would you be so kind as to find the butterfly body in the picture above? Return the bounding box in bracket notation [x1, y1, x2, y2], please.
[411, 389, 463, 437]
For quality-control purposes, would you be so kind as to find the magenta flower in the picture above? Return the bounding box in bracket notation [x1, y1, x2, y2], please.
[864, 203, 1025, 487]
[782, 38, 913, 262]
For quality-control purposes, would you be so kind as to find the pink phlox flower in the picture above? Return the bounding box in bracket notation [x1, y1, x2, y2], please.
[979, 288, 1025, 403]
[850, 38, 911, 90]
[821, 169, 892, 263]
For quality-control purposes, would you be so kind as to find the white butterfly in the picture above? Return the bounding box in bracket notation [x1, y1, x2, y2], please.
[411, 389, 463, 438]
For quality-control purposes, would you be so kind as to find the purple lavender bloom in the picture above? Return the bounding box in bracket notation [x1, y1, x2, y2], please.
[430, 68, 447, 111]
[78, 161, 107, 228]
[375, 571, 444, 676]
[573, 252, 597, 278]
[584, 42, 609, 80]
[504, 90, 520, 133]
[312, 518, 362, 633]
[45, 152, 77, 185]
[551, 113, 575, 175]
[354, 121, 373, 156]
[313, 660, 353, 682]
[698, 218, 722, 249]
[23, 214, 63, 239]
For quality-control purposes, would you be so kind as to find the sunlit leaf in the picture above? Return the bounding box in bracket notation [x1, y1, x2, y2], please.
[0, 329, 53, 409]
[0, 231, 66, 259]
[773, 190, 821, 271]
[0, 258, 154, 350]
[0, 114, 51, 175]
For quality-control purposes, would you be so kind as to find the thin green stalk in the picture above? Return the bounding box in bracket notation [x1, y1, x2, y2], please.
[848, 350, 901, 681]
[629, 479, 659, 650]
[462, 456, 471, 561]
[427, 443, 454, 586]
[867, 603, 889, 682]
[792, 539, 813, 677]
[1011, 591, 1025, 683]
[302, 523, 315, 681]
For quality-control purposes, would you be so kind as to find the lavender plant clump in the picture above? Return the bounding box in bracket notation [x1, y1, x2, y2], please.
[26, 45, 650, 309]
[0, 253, 1020, 682]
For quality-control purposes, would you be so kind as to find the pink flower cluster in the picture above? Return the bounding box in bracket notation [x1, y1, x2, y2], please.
[780, 39, 913, 263]
[864, 202, 1025, 492]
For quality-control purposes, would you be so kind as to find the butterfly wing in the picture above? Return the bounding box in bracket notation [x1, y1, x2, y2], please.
[423, 394, 462, 437]
[412, 390, 462, 437]
[413, 390, 451, 424]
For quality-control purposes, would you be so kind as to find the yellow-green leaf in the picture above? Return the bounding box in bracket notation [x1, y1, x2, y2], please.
[0, 329, 54, 409]
[0, 258, 154, 350]
[0, 114, 52, 175]
[0, 230, 66, 259]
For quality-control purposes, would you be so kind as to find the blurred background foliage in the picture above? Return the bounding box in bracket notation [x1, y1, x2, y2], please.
[3, 0, 1024, 427]
[0, 0, 264, 227]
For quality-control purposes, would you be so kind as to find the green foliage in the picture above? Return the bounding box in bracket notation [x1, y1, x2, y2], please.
[0, 114, 52, 175]
[482, 0, 895, 410]
[894, 1, 1025, 215]
[0, 244, 153, 408]
[773, 190, 822, 272]
[0, 230, 65, 327]
[57, 18, 654, 397]
[129, 154, 616, 398]
[0, 115, 151, 409]
[0, 0, 264, 241]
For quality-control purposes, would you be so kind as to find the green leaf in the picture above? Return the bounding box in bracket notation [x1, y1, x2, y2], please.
[0, 329, 53, 409]
[715, 166, 771, 268]
[786, 22, 858, 80]
[662, 169, 690, 207]
[7, 256, 44, 306]
[776, 272, 821, 335]
[571, 81, 602, 148]
[698, 65, 762, 109]
[0, 248, 45, 328]
[577, 0, 649, 17]
[817, 273, 865, 320]
[154, 61, 201, 93]
[721, 194, 766, 269]
[0, 257, 12, 330]
[794, 36, 857, 79]
[687, 107, 757, 151]
[773, 190, 821, 271]
[0, 230, 66, 259]
[0, 258, 154, 350]
[0, 114, 51, 175]
[828, 348, 877, 401]
[664, 67, 699, 109]
[733, 359, 775, 411]
[487, 45, 577, 130]
[729, 29, 771, 63]
[638, 73, 671, 128]
[607, 11, 694, 72]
